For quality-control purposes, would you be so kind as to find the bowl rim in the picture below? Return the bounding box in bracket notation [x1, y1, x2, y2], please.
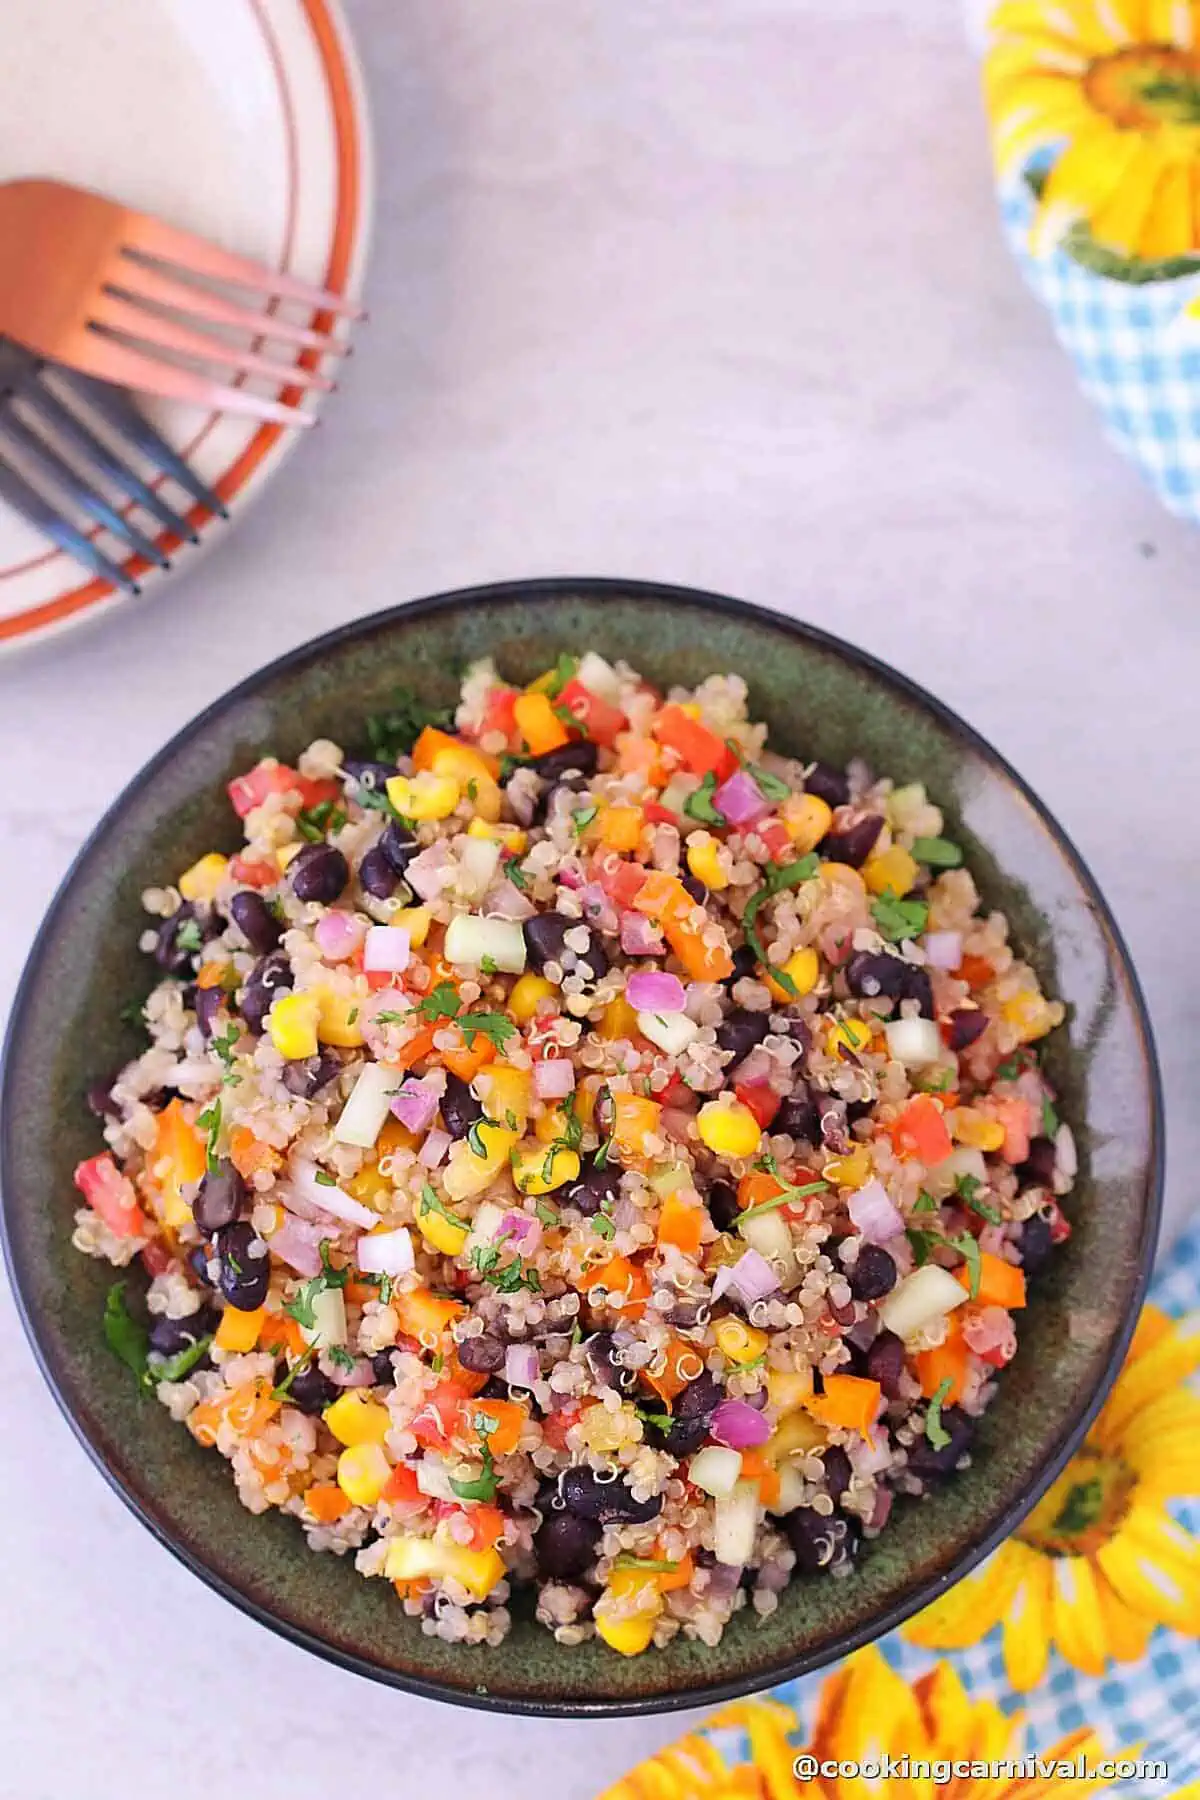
[0, 576, 1164, 1717]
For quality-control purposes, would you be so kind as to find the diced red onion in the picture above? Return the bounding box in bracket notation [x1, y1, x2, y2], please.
[661, 1107, 697, 1144]
[849, 1429, 893, 1477]
[703, 1561, 745, 1599]
[710, 1265, 736, 1304]
[533, 1057, 575, 1099]
[483, 878, 536, 921]
[556, 866, 582, 890]
[289, 1162, 377, 1229]
[390, 1077, 439, 1133]
[626, 970, 686, 1012]
[405, 842, 453, 900]
[709, 1398, 771, 1450]
[268, 1215, 326, 1277]
[713, 768, 771, 826]
[729, 1247, 780, 1304]
[620, 911, 663, 956]
[327, 1354, 375, 1387]
[418, 1127, 451, 1168]
[847, 1178, 904, 1244]
[868, 1488, 893, 1532]
[922, 930, 962, 971]
[363, 925, 411, 973]
[580, 882, 619, 933]
[501, 1212, 543, 1253]
[612, 1196, 638, 1231]
[733, 1047, 772, 1087]
[504, 1343, 540, 1388]
[962, 1304, 1017, 1363]
[820, 924, 854, 966]
[356, 1225, 416, 1277]
[314, 911, 366, 961]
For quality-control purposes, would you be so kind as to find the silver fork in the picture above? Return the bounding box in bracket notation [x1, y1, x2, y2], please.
[0, 338, 224, 594]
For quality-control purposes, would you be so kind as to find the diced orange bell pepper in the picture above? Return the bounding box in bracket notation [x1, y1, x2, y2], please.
[585, 1255, 651, 1318]
[393, 1287, 467, 1344]
[632, 870, 694, 924]
[644, 1335, 707, 1405]
[381, 1464, 422, 1504]
[514, 691, 571, 756]
[228, 1125, 283, 1183]
[440, 1030, 496, 1082]
[652, 705, 738, 781]
[738, 1448, 782, 1509]
[736, 1170, 786, 1212]
[444, 1349, 490, 1397]
[595, 804, 645, 852]
[153, 1098, 207, 1222]
[957, 953, 995, 989]
[655, 1549, 696, 1593]
[466, 1398, 528, 1457]
[656, 1192, 705, 1258]
[804, 1374, 882, 1436]
[411, 726, 500, 778]
[260, 1311, 307, 1358]
[611, 1092, 664, 1157]
[962, 1251, 1027, 1310]
[915, 1315, 969, 1404]
[663, 915, 734, 982]
[305, 1482, 351, 1524]
[890, 1095, 953, 1165]
[614, 730, 667, 785]
[214, 1303, 266, 1353]
[596, 994, 642, 1042]
[456, 1501, 508, 1551]
[391, 1025, 439, 1073]
[196, 961, 232, 990]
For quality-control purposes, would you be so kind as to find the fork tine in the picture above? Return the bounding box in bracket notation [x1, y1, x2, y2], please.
[0, 407, 169, 566]
[116, 256, 351, 356]
[20, 369, 200, 544]
[57, 369, 228, 518]
[123, 215, 364, 318]
[0, 453, 139, 593]
[94, 292, 336, 392]
[70, 333, 315, 429]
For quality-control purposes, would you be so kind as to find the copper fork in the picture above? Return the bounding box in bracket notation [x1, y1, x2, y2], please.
[0, 177, 363, 428]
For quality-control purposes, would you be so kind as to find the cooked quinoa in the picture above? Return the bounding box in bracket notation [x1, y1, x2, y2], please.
[73, 651, 1076, 1657]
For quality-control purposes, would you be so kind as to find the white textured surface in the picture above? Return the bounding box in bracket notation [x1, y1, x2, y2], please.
[0, 5, 1193, 1797]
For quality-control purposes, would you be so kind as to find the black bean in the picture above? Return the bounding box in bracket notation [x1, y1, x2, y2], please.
[804, 762, 850, 810]
[282, 1052, 340, 1099]
[290, 843, 349, 904]
[725, 943, 759, 988]
[715, 1007, 770, 1063]
[560, 1467, 663, 1524]
[676, 1372, 723, 1420]
[1018, 1210, 1055, 1275]
[372, 1350, 397, 1385]
[906, 1406, 975, 1480]
[358, 845, 399, 899]
[536, 1511, 600, 1580]
[195, 984, 225, 1039]
[523, 911, 570, 970]
[215, 1221, 270, 1310]
[564, 1154, 621, 1218]
[441, 1071, 484, 1140]
[847, 1244, 898, 1301]
[774, 1086, 821, 1145]
[379, 822, 421, 876]
[705, 1180, 741, 1232]
[821, 1444, 852, 1502]
[228, 890, 280, 954]
[85, 1074, 120, 1119]
[287, 1360, 339, 1415]
[845, 950, 910, 1002]
[531, 771, 589, 826]
[239, 951, 292, 1033]
[822, 815, 884, 868]
[904, 965, 936, 1020]
[584, 1330, 638, 1395]
[786, 1507, 859, 1573]
[457, 1332, 507, 1374]
[342, 758, 396, 794]
[865, 1328, 906, 1398]
[188, 1246, 215, 1287]
[526, 741, 599, 782]
[478, 1375, 510, 1401]
[154, 903, 203, 975]
[660, 1415, 710, 1457]
[1020, 1136, 1058, 1189]
[149, 1307, 217, 1358]
[680, 871, 708, 904]
[193, 1161, 248, 1233]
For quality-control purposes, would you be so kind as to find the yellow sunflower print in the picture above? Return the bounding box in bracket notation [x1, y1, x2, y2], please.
[599, 1647, 1118, 1800]
[907, 1304, 1200, 1689]
[986, 0, 1200, 259]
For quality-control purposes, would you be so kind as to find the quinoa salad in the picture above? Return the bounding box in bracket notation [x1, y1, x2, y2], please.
[73, 652, 1076, 1657]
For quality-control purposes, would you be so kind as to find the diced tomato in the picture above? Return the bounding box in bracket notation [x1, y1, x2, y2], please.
[382, 1464, 422, 1504]
[73, 1153, 149, 1239]
[541, 1401, 583, 1450]
[755, 819, 792, 861]
[409, 1381, 470, 1449]
[227, 760, 302, 818]
[481, 686, 520, 741]
[140, 1239, 175, 1277]
[1045, 1198, 1072, 1244]
[957, 953, 995, 990]
[890, 1095, 954, 1165]
[556, 677, 628, 747]
[652, 705, 738, 781]
[295, 775, 341, 811]
[229, 855, 278, 889]
[734, 1082, 782, 1129]
[643, 801, 682, 827]
[657, 1073, 694, 1108]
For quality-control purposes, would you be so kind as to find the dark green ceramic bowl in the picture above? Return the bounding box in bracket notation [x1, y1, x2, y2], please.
[1, 579, 1162, 1717]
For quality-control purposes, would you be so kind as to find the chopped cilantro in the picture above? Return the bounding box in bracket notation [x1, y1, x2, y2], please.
[285, 1261, 344, 1329]
[375, 1010, 410, 1025]
[908, 1226, 980, 1297]
[470, 1243, 500, 1279]
[296, 799, 348, 842]
[419, 982, 461, 1024]
[682, 772, 723, 825]
[593, 1133, 614, 1171]
[871, 890, 930, 943]
[314, 1170, 337, 1188]
[569, 1321, 583, 1347]
[737, 1177, 827, 1228]
[103, 1283, 151, 1392]
[905, 1228, 941, 1266]
[151, 1334, 212, 1385]
[957, 1177, 1002, 1225]
[925, 1377, 954, 1451]
[466, 779, 479, 803]
[957, 1231, 982, 1299]
[327, 1344, 358, 1372]
[458, 1011, 517, 1053]
[748, 764, 791, 803]
[365, 687, 454, 762]
[271, 1344, 317, 1399]
[994, 1054, 1027, 1081]
[346, 1007, 358, 1026]
[175, 918, 203, 953]
[507, 862, 530, 892]
[450, 1443, 497, 1503]
[912, 1190, 939, 1213]
[543, 652, 579, 698]
[469, 1242, 539, 1293]
[466, 1119, 492, 1159]
[479, 953, 497, 976]
[911, 836, 963, 868]
[196, 1099, 222, 1176]
[613, 1553, 679, 1572]
[354, 784, 405, 820]
[504, 1109, 519, 1131]
[431, 1350, 444, 1374]
[319, 1240, 349, 1286]
[740, 854, 820, 992]
[572, 802, 599, 837]
[1042, 1097, 1060, 1138]
[592, 1208, 616, 1241]
[535, 1201, 559, 1228]
[419, 1183, 462, 1226]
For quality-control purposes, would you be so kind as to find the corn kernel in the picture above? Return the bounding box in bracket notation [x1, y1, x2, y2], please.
[508, 973, 554, 1024]
[179, 852, 229, 903]
[595, 1605, 660, 1657]
[386, 772, 461, 822]
[819, 861, 867, 895]
[268, 990, 321, 1060]
[825, 1017, 873, 1057]
[336, 1443, 391, 1507]
[475, 1066, 532, 1133]
[822, 1146, 872, 1189]
[467, 817, 528, 854]
[597, 804, 644, 851]
[383, 1535, 505, 1599]
[324, 1391, 392, 1447]
[389, 906, 432, 947]
[1002, 991, 1061, 1044]
[951, 1108, 1006, 1152]
[714, 1316, 769, 1365]
[765, 1368, 814, 1414]
[609, 1566, 667, 1601]
[316, 986, 366, 1047]
[765, 1410, 827, 1462]
[416, 1205, 469, 1257]
[276, 842, 305, 871]
[765, 945, 819, 1002]
[678, 703, 702, 720]
[697, 1097, 762, 1159]
[214, 1304, 265, 1353]
[686, 833, 729, 890]
[512, 1142, 580, 1195]
[597, 994, 640, 1041]
[864, 844, 920, 898]
[783, 794, 833, 854]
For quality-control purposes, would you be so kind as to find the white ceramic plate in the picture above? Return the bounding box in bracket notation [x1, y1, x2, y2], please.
[0, 0, 372, 652]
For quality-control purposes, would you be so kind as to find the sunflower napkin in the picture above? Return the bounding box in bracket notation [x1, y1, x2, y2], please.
[984, 0, 1200, 525]
[600, 1223, 1200, 1800]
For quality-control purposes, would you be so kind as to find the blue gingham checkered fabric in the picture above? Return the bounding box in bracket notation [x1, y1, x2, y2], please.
[1000, 179, 1200, 525]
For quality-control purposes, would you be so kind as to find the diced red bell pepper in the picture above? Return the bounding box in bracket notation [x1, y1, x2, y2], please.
[296, 775, 341, 811]
[556, 677, 628, 748]
[652, 705, 738, 781]
[734, 1082, 782, 1129]
[658, 1072, 697, 1110]
[73, 1153, 150, 1239]
[229, 855, 278, 889]
[382, 1464, 422, 1504]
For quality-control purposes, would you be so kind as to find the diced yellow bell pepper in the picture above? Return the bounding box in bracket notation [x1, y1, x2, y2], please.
[596, 994, 641, 1041]
[1001, 991, 1062, 1044]
[383, 1535, 506, 1600]
[595, 1602, 661, 1656]
[315, 986, 366, 1048]
[386, 772, 461, 822]
[783, 794, 833, 854]
[594, 805, 644, 852]
[697, 1097, 762, 1160]
[825, 1017, 873, 1057]
[214, 1303, 266, 1353]
[822, 1146, 872, 1189]
[686, 833, 729, 891]
[179, 852, 229, 903]
[416, 1201, 470, 1257]
[951, 1107, 1006, 1152]
[475, 1066, 533, 1134]
[389, 906, 432, 948]
[508, 972, 555, 1023]
[765, 1368, 814, 1415]
[443, 1123, 520, 1202]
[268, 991, 321, 1060]
[764, 1409, 828, 1462]
[467, 817, 528, 853]
[324, 1390, 392, 1447]
[512, 1142, 580, 1195]
[864, 844, 919, 898]
[765, 946, 819, 1003]
[276, 842, 305, 872]
[714, 1316, 769, 1366]
[336, 1442, 391, 1507]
